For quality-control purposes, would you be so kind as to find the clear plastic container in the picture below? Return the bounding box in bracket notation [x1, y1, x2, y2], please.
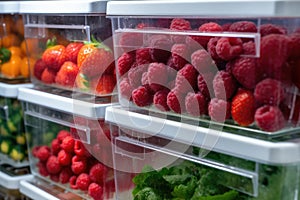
[19, 0, 116, 97]
[18, 87, 115, 200]
[105, 105, 300, 200]
[0, 1, 30, 82]
[0, 83, 32, 167]
[107, 0, 300, 136]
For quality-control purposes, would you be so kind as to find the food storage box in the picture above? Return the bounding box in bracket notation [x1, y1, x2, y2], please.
[18, 87, 116, 200]
[107, 0, 300, 137]
[19, 0, 116, 96]
[105, 105, 300, 200]
[0, 1, 31, 82]
[0, 83, 32, 167]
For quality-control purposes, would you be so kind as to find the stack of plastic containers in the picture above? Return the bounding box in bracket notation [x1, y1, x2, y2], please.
[105, 0, 300, 199]
[17, 1, 117, 199]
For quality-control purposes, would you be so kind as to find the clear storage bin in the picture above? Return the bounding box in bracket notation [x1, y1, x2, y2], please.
[19, 0, 116, 97]
[18, 87, 115, 200]
[105, 105, 300, 200]
[107, 0, 300, 137]
[0, 1, 30, 82]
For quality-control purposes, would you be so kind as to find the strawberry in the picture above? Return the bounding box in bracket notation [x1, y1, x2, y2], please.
[42, 44, 67, 72]
[90, 74, 116, 95]
[41, 68, 56, 84]
[231, 89, 255, 126]
[55, 61, 79, 87]
[65, 42, 84, 64]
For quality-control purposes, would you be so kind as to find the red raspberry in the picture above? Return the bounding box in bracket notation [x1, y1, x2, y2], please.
[32, 146, 40, 158]
[292, 60, 300, 89]
[71, 155, 87, 174]
[69, 175, 78, 189]
[36, 145, 51, 162]
[197, 22, 223, 48]
[175, 64, 198, 94]
[119, 32, 143, 52]
[147, 62, 168, 91]
[148, 35, 172, 63]
[288, 33, 300, 60]
[167, 89, 185, 114]
[59, 167, 73, 184]
[46, 155, 62, 174]
[50, 174, 59, 182]
[229, 21, 257, 42]
[222, 23, 232, 31]
[128, 64, 148, 88]
[207, 37, 223, 61]
[153, 89, 170, 111]
[259, 34, 289, 78]
[254, 78, 286, 106]
[136, 48, 153, 65]
[37, 161, 49, 177]
[119, 78, 134, 100]
[60, 136, 75, 153]
[216, 37, 243, 61]
[88, 183, 103, 200]
[74, 140, 91, 157]
[171, 44, 190, 70]
[170, 18, 191, 43]
[255, 105, 286, 132]
[57, 149, 72, 166]
[117, 52, 134, 77]
[51, 138, 61, 156]
[141, 72, 149, 85]
[231, 89, 255, 126]
[197, 73, 215, 99]
[191, 49, 214, 73]
[57, 130, 71, 142]
[242, 41, 256, 56]
[231, 57, 263, 89]
[132, 85, 153, 107]
[208, 98, 231, 122]
[89, 163, 107, 184]
[185, 92, 208, 117]
[259, 23, 287, 37]
[213, 70, 238, 100]
[76, 173, 91, 191]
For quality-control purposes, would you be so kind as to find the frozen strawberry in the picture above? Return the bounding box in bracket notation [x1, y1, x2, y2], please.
[167, 89, 185, 114]
[216, 37, 243, 61]
[60, 136, 75, 153]
[117, 52, 135, 76]
[259, 23, 287, 37]
[42, 44, 67, 72]
[191, 49, 214, 73]
[88, 183, 103, 200]
[208, 98, 231, 123]
[51, 138, 61, 156]
[41, 68, 56, 84]
[90, 74, 116, 95]
[36, 145, 51, 162]
[148, 35, 172, 63]
[76, 173, 91, 191]
[213, 70, 238, 100]
[33, 59, 47, 80]
[55, 61, 79, 87]
[153, 89, 170, 111]
[71, 155, 87, 174]
[89, 163, 107, 184]
[59, 167, 73, 184]
[175, 64, 198, 94]
[255, 105, 286, 132]
[231, 89, 255, 126]
[65, 42, 84, 64]
[171, 43, 190, 70]
[37, 161, 49, 177]
[132, 85, 153, 107]
[185, 92, 208, 117]
[46, 155, 62, 174]
[74, 140, 91, 157]
[57, 149, 72, 166]
[56, 130, 71, 142]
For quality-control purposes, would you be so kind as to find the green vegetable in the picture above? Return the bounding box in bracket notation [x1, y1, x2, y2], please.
[0, 47, 11, 64]
[134, 187, 162, 200]
[194, 190, 239, 200]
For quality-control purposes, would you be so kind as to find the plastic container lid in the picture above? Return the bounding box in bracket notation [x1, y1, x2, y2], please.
[18, 87, 114, 119]
[105, 106, 300, 165]
[0, 1, 19, 14]
[0, 83, 33, 98]
[19, 0, 107, 14]
[106, 0, 300, 17]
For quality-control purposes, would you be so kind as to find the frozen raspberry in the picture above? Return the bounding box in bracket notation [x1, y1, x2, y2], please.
[258, 34, 289, 78]
[59, 167, 73, 184]
[197, 73, 215, 99]
[57, 130, 71, 143]
[74, 140, 91, 157]
[170, 18, 191, 43]
[76, 173, 91, 191]
[117, 52, 134, 77]
[132, 85, 153, 107]
[149, 34, 172, 63]
[46, 155, 62, 174]
[69, 176, 78, 189]
[60, 136, 75, 153]
[255, 105, 286, 132]
[254, 78, 286, 106]
[259, 23, 287, 37]
[136, 48, 153, 65]
[208, 98, 231, 122]
[207, 37, 223, 61]
[185, 92, 208, 116]
[119, 78, 134, 100]
[231, 57, 263, 89]
[175, 64, 198, 94]
[119, 32, 143, 52]
[216, 37, 243, 61]
[171, 44, 190, 70]
[71, 155, 87, 174]
[147, 62, 168, 91]
[127, 64, 148, 88]
[191, 49, 214, 74]
[89, 163, 107, 184]
[36, 145, 51, 162]
[167, 89, 185, 114]
[242, 41, 256, 56]
[51, 139, 61, 155]
[213, 70, 238, 100]
[88, 183, 103, 200]
[229, 21, 257, 42]
[288, 33, 300, 60]
[153, 89, 170, 111]
[37, 161, 49, 177]
[57, 149, 72, 166]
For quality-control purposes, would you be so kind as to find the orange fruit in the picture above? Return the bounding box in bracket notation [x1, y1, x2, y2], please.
[15, 16, 24, 36]
[1, 55, 22, 78]
[2, 33, 21, 48]
[8, 46, 23, 57]
[21, 38, 39, 57]
[20, 57, 35, 78]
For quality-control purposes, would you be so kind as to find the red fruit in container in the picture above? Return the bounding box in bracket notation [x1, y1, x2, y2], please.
[76, 173, 91, 191]
[90, 74, 116, 95]
[56, 130, 71, 142]
[46, 155, 62, 174]
[153, 89, 170, 111]
[119, 78, 134, 100]
[37, 161, 49, 177]
[259, 23, 287, 37]
[55, 61, 79, 87]
[117, 52, 135, 76]
[57, 149, 72, 166]
[69, 175, 78, 189]
[208, 98, 231, 123]
[89, 163, 107, 184]
[191, 49, 214, 74]
[65, 42, 84, 64]
[132, 85, 153, 107]
[74, 140, 91, 157]
[213, 70, 238, 100]
[185, 92, 208, 117]
[167, 89, 185, 114]
[88, 183, 103, 200]
[42, 44, 67, 72]
[36, 145, 51, 162]
[71, 155, 87, 175]
[60, 136, 75, 153]
[51, 138, 61, 156]
[33, 59, 47, 80]
[41, 68, 56, 84]
[59, 167, 73, 184]
[216, 37, 243, 61]
[170, 18, 191, 43]
[175, 64, 198, 94]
